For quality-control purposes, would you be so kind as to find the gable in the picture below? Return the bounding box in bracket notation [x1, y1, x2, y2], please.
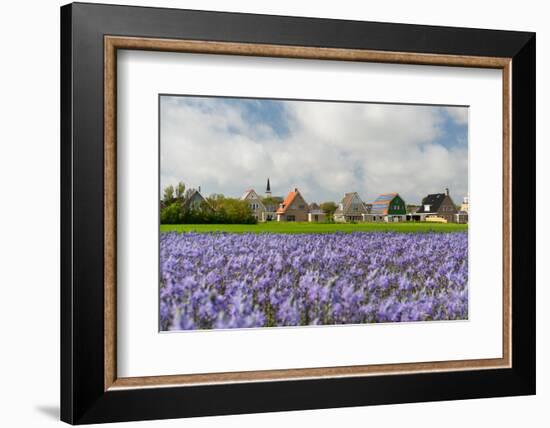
[437, 195, 457, 213]
[277, 189, 308, 214]
[244, 190, 260, 201]
[184, 190, 212, 211]
[289, 193, 308, 211]
[336, 192, 367, 215]
[345, 193, 367, 214]
[387, 195, 406, 214]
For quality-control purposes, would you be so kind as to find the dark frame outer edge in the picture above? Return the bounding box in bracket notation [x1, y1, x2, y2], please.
[60, 4, 74, 425]
[510, 34, 536, 390]
[60, 2, 536, 424]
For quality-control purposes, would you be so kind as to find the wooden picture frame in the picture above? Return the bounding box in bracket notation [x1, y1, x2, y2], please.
[61, 2, 535, 424]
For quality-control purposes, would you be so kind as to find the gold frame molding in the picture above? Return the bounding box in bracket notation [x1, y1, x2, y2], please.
[104, 35, 512, 391]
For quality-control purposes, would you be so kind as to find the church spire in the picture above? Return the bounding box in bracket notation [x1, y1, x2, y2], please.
[265, 177, 271, 196]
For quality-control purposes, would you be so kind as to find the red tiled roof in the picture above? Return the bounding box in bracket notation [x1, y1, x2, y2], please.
[276, 189, 298, 214]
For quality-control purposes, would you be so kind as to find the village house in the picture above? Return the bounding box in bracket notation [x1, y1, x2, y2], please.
[334, 192, 369, 222]
[308, 203, 326, 222]
[413, 188, 458, 223]
[456, 195, 469, 223]
[276, 188, 309, 222]
[240, 189, 267, 221]
[460, 195, 469, 213]
[182, 188, 213, 213]
[366, 193, 407, 222]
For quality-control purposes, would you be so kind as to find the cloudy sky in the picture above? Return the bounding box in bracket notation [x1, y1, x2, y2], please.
[160, 95, 468, 205]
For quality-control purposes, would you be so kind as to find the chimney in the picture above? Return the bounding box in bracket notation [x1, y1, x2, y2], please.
[294, 187, 298, 193]
[445, 187, 449, 196]
[198, 185, 201, 193]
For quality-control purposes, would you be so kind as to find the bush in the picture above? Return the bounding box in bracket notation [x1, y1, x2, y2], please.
[160, 198, 257, 225]
[160, 203, 183, 224]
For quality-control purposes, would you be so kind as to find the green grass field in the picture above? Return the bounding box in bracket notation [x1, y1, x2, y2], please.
[160, 222, 467, 234]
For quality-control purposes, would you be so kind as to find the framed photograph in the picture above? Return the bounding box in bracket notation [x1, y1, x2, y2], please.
[60, 2, 535, 424]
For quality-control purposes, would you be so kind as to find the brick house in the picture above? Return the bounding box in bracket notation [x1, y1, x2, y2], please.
[413, 188, 458, 223]
[276, 188, 309, 222]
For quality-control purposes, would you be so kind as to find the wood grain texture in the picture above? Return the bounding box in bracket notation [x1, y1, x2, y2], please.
[104, 37, 117, 391]
[110, 357, 508, 389]
[104, 36, 513, 390]
[106, 36, 510, 68]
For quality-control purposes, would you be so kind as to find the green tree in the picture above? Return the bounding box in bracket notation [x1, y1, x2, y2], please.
[320, 201, 338, 219]
[184, 188, 195, 200]
[163, 184, 174, 204]
[160, 202, 182, 224]
[218, 198, 256, 224]
[175, 182, 186, 200]
[160, 192, 257, 225]
[206, 194, 226, 211]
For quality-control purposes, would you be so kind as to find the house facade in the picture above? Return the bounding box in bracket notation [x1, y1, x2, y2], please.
[308, 203, 326, 222]
[460, 195, 469, 213]
[182, 189, 213, 213]
[276, 188, 309, 222]
[334, 192, 368, 222]
[240, 189, 267, 221]
[413, 188, 458, 223]
[456, 195, 469, 223]
[366, 193, 407, 222]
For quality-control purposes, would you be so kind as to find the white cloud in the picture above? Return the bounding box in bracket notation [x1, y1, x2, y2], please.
[443, 106, 469, 125]
[160, 97, 468, 206]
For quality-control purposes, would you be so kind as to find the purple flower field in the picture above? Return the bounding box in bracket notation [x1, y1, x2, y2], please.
[160, 232, 468, 331]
